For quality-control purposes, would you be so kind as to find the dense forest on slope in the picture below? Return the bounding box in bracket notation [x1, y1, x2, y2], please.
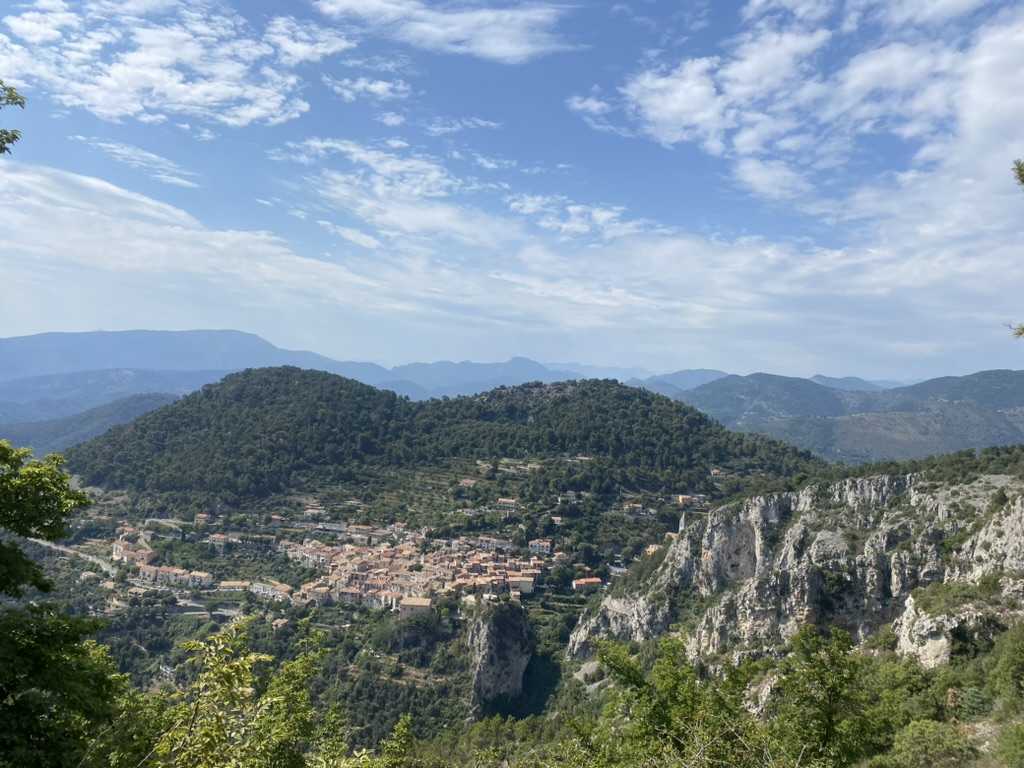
[65, 368, 824, 510]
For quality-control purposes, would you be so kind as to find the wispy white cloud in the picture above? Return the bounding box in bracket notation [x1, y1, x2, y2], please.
[842, 0, 992, 27]
[378, 111, 405, 126]
[5, 156, 1023, 376]
[314, 0, 573, 64]
[3, 3, 80, 44]
[324, 75, 411, 102]
[318, 219, 381, 249]
[620, 57, 730, 153]
[70, 135, 199, 187]
[566, 93, 612, 116]
[577, 0, 1022, 214]
[506, 193, 657, 240]
[275, 137, 458, 197]
[272, 137, 521, 248]
[733, 157, 809, 200]
[741, 0, 836, 22]
[472, 153, 515, 170]
[422, 116, 499, 136]
[264, 15, 354, 66]
[0, 1, 351, 126]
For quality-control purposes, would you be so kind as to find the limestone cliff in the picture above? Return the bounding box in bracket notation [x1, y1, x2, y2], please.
[467, 601, 534, 710]
[569, 473, 1024, 665]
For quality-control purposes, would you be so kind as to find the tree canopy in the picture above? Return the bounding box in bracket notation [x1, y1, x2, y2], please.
[0, 441, 123, 767]
[65, 368, 825, 512]
[0, 440, 91, 598]
[0, 79, 25, 155]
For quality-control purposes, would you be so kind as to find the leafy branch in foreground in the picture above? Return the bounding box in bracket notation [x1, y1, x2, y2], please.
[560, 635, 785, 768]
[0, 440, 117, 768]
[0, 78, 25, 155]
[122, 617, 412, 768]
[144, 619, 347, 768]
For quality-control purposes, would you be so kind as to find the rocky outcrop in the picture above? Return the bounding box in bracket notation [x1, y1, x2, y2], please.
[467, 601, 534, 710]
[893, 594, 989, 668]
[569, 474, 1024, 663]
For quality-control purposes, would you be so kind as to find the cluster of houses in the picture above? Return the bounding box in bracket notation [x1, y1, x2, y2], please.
[110, 510, 607, 618]
[275, 527, 578, 611]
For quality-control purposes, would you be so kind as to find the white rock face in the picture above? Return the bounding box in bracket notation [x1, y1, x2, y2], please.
[467, 602, 534, 710]
[893, 594, 980, 668]
[569, 474, 1024, 663]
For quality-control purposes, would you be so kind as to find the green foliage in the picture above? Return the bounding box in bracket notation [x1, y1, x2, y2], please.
[610, 543, 668, 597]
[988, 623, 1024, 707]
[0, 608, 123, 768]
[412, 714, 561, 767]
[813, 444, 1024, 490]
[0, 440, 91, 597]
[771, 626, 870, 766]
[66, 370, 824, 513]
[856, 655, 940, 754]
[863, 625, 899, 652]
[566, 635, 777, 768]
[0, 441, 119, 767]
[0, 78, 25, 155]
[872, 720, 976, 768]
[998, 720, 1024, 767]
[911, 572, 1012, 629]
[144, 619, 349, 768]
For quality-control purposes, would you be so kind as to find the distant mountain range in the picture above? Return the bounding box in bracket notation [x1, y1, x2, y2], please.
[0, 368, 229, 422]
[0, 330, 728, 420]
[1, 329, 1020, 464]
[0, 393, 179, 456]
[675, 370, 1024, 463]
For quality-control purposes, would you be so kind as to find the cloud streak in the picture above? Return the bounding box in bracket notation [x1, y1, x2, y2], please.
[314, 0, 574, 64]
[70, 135, 199, 187]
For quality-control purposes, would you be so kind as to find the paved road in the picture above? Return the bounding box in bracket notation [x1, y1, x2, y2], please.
[30, 539, 118, 576]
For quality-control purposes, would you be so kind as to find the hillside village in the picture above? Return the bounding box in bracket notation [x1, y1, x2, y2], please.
[107, 490, 686, 618]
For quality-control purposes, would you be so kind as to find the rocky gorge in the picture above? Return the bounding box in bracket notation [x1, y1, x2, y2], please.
[570, 471, 1024, 668]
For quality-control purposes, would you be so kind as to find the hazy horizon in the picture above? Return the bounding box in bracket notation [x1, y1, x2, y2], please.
[1, 0, 1022, 380]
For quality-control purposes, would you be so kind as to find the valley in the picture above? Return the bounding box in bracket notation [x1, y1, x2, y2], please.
[5, 353, 1024, 767]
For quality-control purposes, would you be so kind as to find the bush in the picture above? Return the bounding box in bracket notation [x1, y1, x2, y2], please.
[884, 720, 977, 768]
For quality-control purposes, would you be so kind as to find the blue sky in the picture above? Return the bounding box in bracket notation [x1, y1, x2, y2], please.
[1, 0, 1022, 379]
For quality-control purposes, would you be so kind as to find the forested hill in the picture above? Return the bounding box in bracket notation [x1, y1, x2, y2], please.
[65, 367, 824, 508]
